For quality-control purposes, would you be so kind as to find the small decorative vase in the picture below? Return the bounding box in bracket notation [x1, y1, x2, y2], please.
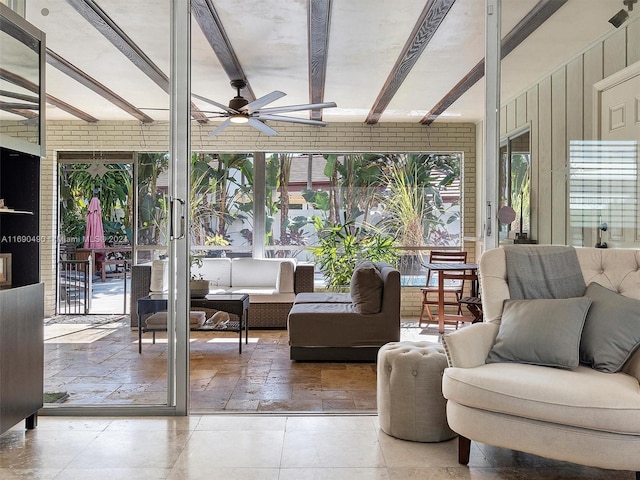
[189, 279, 209, 298]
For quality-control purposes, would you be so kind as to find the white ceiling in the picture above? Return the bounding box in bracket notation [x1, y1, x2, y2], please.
[8, 0, 637, 127]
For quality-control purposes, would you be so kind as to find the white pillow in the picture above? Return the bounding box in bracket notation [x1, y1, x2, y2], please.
[232, 258, 280, 288]
[196, 258, 232, 287]
[149, 259, 168, 293]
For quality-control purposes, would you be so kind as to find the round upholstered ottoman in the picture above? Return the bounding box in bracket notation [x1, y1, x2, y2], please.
[377, 341, 456, 442]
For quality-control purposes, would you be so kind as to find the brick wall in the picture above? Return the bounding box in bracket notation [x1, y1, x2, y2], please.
[42, 120, 478, 317]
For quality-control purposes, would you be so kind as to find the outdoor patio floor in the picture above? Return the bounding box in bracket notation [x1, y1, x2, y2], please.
[43, 316, 440, 412]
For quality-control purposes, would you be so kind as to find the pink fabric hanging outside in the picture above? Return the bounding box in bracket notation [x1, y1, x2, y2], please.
[84, 196, 105, 249]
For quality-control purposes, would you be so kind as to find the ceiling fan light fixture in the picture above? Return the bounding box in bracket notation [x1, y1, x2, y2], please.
[229, 114, 249, 124]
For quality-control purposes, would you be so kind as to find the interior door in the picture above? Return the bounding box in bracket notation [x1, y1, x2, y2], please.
[598, 66, 640, 247]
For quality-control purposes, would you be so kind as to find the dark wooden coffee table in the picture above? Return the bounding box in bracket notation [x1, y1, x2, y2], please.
[137, 293, 250, 354]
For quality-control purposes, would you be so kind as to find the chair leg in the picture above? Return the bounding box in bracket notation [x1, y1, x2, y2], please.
[458, 435, 471, 465]
[636, 471, 639, 480]
[418, 291, 430, 327]
[418, 302, 427, 327]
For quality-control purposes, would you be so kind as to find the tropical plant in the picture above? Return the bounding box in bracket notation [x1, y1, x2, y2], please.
[310, 216, 398, 290]
[59, 162, 133, 245]
[209, 153, 253, 238]
[376, 153, 461, 248]
[322, 153, 386, 224]
[137, 152, 169, 246]
[509, 154, 531, 234]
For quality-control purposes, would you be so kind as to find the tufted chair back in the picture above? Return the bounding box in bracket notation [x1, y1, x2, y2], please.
[479, 246, 640, 325]
[479, 246, 640, 376]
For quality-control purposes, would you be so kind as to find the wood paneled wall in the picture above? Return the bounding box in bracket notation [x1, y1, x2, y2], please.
[500, 17, 640, 245]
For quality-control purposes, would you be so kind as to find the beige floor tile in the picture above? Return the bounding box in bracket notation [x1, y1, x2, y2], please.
[285, 415, 377, 431]
[0, 468, 63, 480]
[167, 466, 279, 480]
[0, 429, 101, 469]
[387, 466, 502, 479]
[53, 468, 171, 480]
[173, 430, 285, 469]
[279, 467, 391, 480]
[104, 417, 199, 432]
[30, 417, 114, 431]
[195, 415, 286, 431]
[377, 434, 491, 469]
[65, 430, 191, 469]
[280, 430, 386, 468]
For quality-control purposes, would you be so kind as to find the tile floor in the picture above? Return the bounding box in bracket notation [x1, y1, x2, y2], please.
[44, 316, 438, 412]
[0, 415, 635, 479]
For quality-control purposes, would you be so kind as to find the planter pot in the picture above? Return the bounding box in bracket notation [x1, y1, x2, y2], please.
[190, 279, 209, 298]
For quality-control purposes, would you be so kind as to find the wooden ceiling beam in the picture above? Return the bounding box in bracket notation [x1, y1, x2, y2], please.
[0, 104, 39, 119]
[47, 49, 155, 124]
[308, 0, 332, 121]
[0, 67, 98, 122]
[191, 0, 256, 102]
[66, 0, 208, 123]
[365, 0, 456, 125]
[422, 0, 568, 125]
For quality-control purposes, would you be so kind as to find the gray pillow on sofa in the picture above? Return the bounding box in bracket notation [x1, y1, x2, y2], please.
[486, 297, 592, 369]
[350, 260, 383, 314]
[580, 282, 640, 373]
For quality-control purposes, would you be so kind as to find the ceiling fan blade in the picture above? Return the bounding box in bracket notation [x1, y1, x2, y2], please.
[244, 91, 286, 113]
[254, 114, 328, 126]
[256, 102, 337, 115]
[248, 118, 278, 136]
[192, 93, 237, 114]
[208, 118, 232, 136]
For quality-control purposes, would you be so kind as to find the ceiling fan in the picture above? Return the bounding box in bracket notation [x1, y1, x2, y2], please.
[193, 79, 337, 137]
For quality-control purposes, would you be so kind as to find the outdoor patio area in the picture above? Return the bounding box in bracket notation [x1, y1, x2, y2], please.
[43, 315, 441, 412]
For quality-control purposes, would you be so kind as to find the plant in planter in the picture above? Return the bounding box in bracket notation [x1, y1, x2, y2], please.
[189, 254, 209, 298]
[310, 216, 398, 291]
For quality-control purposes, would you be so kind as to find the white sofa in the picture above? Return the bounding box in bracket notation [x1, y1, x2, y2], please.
[130, 257, 314, 328]
[442, 246, 640, 476]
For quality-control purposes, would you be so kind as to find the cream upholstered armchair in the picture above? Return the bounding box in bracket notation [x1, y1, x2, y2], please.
[441, 246, 640, 478]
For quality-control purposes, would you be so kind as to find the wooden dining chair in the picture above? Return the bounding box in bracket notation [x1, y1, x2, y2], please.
[429, 269, 479, 333]
[418, 250, 468, 328]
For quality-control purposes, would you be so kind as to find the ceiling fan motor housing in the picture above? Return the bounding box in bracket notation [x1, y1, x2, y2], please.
[229, 95, 248, 111]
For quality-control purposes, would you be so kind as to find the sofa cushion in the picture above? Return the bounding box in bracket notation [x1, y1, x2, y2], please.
[149, 259, 168, 293]
[196, 258, 232, 287]
[288, 302, 397, 347]
[294, 292, 352, 304]
[232, 258, 281, 288]
[350, 260, 383, 314]
[486, 297, 592, 369]
[443, 363, 640, 435]
[581, 282, 640, 373]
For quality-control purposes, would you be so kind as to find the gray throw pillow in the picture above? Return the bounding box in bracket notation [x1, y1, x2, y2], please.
[486, 297, 592, 369]
[350, 260, 383, 314]
[580, 282, 640, 373]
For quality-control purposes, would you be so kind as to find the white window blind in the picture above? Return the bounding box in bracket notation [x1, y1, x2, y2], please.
[569, 140, 638, 245]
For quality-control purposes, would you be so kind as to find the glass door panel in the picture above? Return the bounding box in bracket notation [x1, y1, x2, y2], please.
[39, 0, 183, 411]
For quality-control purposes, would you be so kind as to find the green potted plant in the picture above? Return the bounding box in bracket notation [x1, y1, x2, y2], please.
[189, 254, 209, 298]
[310, 216, 398, 291]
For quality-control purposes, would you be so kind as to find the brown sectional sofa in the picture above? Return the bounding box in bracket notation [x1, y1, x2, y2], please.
[287, 261, 401, 361]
